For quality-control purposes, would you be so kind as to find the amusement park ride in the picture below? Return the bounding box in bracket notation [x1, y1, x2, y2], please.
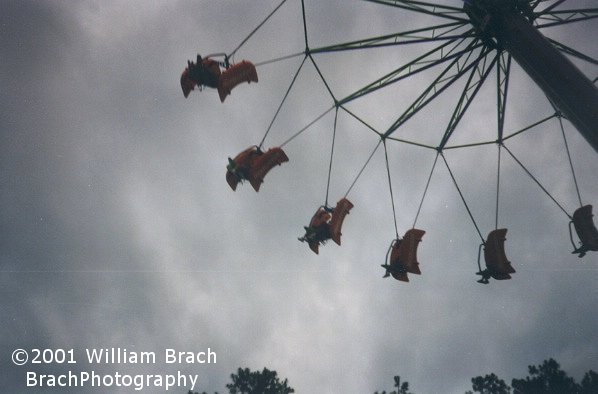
[181, 0, 598, 283]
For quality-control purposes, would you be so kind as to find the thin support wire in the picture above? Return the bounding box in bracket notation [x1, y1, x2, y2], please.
[344, 139, 383, 199]
[383, 140, 400, 239]
[441, 152, 485, 243]
[443, 113, 558, 149]
[502, 144, 572, 219]
[228, 0, 289, 58]
[339, 106, 383, 138]
[301, 0, 309, 49]
[501, 113, 557, 141]
[413, 150, 440, 229]
[558, 115, 583, 207]
[254, 52, 306, 67]
[279, 106, 335, 148]
[325, 108, 339, 207]
[476, 243, 484, 274]
[495, 144, 502, 230]
[259, 56, 308, 148]
[308, 53, 338, 104]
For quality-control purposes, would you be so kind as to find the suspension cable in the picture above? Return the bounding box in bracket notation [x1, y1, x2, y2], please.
[308, 53, 338, 104]
[502, 144, 572, 219]
[325, 108, 339, 207]
[413, 151, 440, 229]
[344, 139, 383, 199]
[301, 0, 308, 49]
[228, 0, 289, 59]
[495, 144, 502, 230]
[441, 152, 485, 243]
[558, 115, 583, 207]
[279, 106, 335, 148]
[254, 52, 306, 67]
[259, 56, 308, 149]
[383, 139, 400, 240]
[501, 113, 557, 142]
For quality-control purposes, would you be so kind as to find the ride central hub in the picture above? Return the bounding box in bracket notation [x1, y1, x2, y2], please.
[463, 0, 534, 44]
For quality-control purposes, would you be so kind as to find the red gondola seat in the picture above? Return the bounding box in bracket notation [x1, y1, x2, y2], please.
[329, 198, 354, 245]
[218, 60, 258, 102]
[483, 228, 515, 281]
[382, 229, 425, 282]
[571, 205, 598, 257]
[248, 147, 289, 192]
[299, 198, 354, 254]
[226, 146, 288, 192]
[302, 208, 332, 255]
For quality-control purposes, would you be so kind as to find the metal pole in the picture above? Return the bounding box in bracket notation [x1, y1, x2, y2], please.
[464, 1, 598, 152]
[498, 12, 598, 152]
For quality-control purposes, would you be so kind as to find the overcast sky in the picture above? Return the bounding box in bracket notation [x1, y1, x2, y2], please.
[1, 1, 597, 393]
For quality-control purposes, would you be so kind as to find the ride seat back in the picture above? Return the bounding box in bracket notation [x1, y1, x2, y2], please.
[218, 60, 258, 102]
[329, 198, 354, 245]
[398, 229, 425, 275]
[389, 239, 409, 282]
[248, 147, 289, 192]
[484, 228, 515, 280]
[225, 147, 260, 191]
[572, 205, 598, 251]
[306, 208, 332, 255]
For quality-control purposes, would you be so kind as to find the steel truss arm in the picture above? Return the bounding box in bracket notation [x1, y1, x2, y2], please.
[438, 52, 499, 150]
[309, 21, 471, 54]
[364, 0, 470, 22]
[530, 0, 549, 11]
[383, 42, 493, 139]
[535, 8, 598, 28]
[496, 52, 512, 142]
[547, 38, 598, 66]
[339, 34, 482, 106]
[534, 0, 567, 16]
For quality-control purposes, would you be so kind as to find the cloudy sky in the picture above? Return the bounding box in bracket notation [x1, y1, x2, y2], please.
[1, 1, 597, 393]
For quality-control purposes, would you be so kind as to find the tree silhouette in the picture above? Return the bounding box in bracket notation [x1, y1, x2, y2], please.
[226, 367, 294, 394]
[377, 358, 596, 394]
[465, 373, 511, 394]
[580, 370, 598, 394]
[374, 375, 414, 394]
[188, 360, 596, 394]
[465, 358, 597, 394]
[188, 391, 218, 394]
[511, 358, 580, 394]
[189, 367, 294, 394]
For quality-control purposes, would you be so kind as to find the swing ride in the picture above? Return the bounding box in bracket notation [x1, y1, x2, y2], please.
[181, 0, 598, 283]
[299, 198, 354, 254]
[226, 146, 289, 192]
[381, 229, 426, 282]
[180, 54, 258, 102]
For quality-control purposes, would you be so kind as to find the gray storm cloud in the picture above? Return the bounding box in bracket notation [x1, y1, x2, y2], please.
[1, 1, 597, 393]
